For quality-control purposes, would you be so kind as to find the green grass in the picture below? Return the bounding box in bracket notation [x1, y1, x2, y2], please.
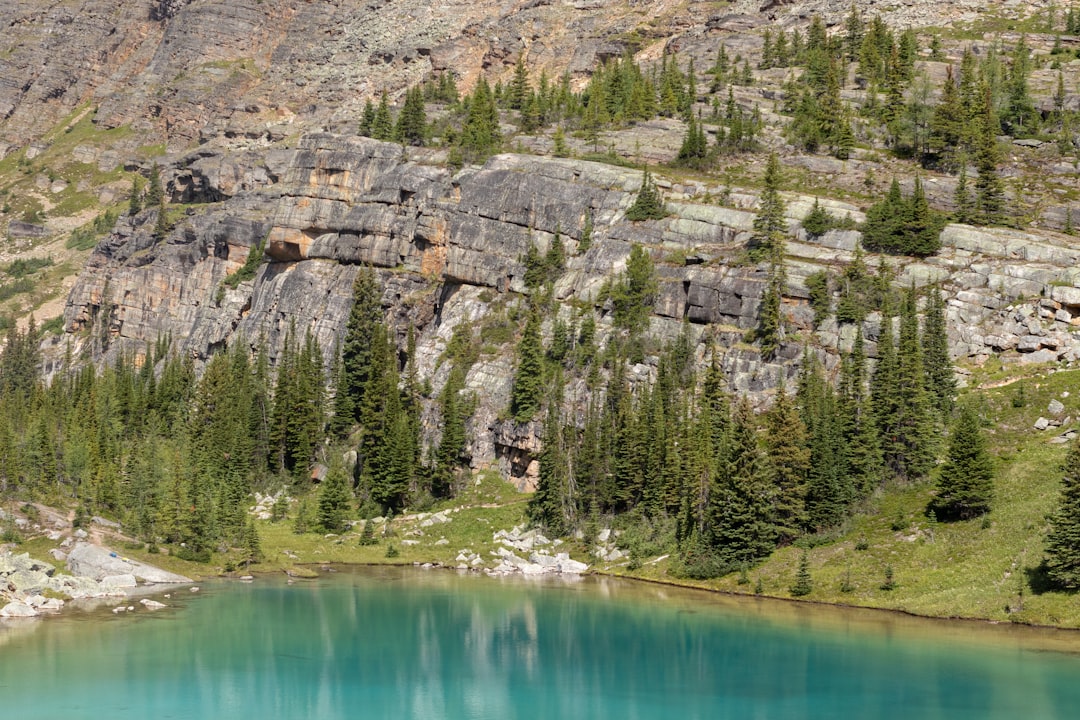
[613, 367, 1080, 627]
[245, 470, 536, 574]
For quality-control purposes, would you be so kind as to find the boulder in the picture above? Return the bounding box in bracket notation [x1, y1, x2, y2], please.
[1035, 417, 1051, 431]
[0, 602, 37, 618]
[66, 543, 191, 584]
[101, 574, 138, 589]
[1049, 399, 1066, 416]
[140, 599, 167, 610]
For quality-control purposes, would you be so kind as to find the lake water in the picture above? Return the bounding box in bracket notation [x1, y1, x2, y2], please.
[2, 567, 1080, 719]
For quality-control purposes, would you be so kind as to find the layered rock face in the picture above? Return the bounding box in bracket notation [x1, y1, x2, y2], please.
[61, 134, 1080, 487]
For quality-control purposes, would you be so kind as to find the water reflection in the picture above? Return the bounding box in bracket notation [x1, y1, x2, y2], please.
[1, 568, 1079, 719]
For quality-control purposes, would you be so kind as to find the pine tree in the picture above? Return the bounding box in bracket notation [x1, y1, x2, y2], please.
[359, 100, 376, 136]
[128, 177, 143, 216]
[317, 462, 353, 533]
[676, 114, 709, 168]
[974, 85, 1005, 225]
[906, 176, 943, 256]
[922, 285, 956, 415]
[932, 403, 993, 521]
[332, 267, 382, 435]
[371, 91, 394, 141]
[506, 54, 530, 108]
[625, 168, 669, 221]
[790, 550, 813, 596]
[802, 198, 833, 237]
[1044, 437, 1080, 589]
[394, 87, 427, 146]
[707, 397, 776, 571]
[758, 256, 785, 360]
[146, 164, 164, 208]
[510, 308, 544, 422]
[611, 244, 658, 334]
[764, 384, 809, 541]
[529, 386, 570, 535]
[751, 154, 787, 261]
[432, 366, 468, 498]
[460, 76, 501, 160]
[894, 286, 936, 480]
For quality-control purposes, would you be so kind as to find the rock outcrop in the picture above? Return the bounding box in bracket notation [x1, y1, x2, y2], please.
[59, 132, 1080, 487]
[65, 542, 192, 584]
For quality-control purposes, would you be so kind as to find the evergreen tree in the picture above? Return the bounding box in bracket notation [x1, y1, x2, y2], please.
[432, 366, 468, 498]
[932, 403, 993, 521]
[790, 550, 813, 596]
[529, 385, 571, 535]
[751, 154, 787, 260]
[764, 384, 809, 541]
[1044, 437, 1080, 589]
[802, 198, 833, 237]
[611, 244, 658, 335]
[332, 267, 382, 435]
[922, 285, 956, 415]
[508, 54, 531, 111]
[974, 85, 1005, 225]
[707, 397, 776, 571]
[128, 177, 143, 216]
[510, 308, 545, 422]
[625, 169, 669, 221]
[676, 114, 709, 168]
[371, 91, 394, 141]
[394, 87, 427, 146]
[1001, 35, 1038, 136]
[758, 256, 785, 360]
[460, 76, 501, 160]
[359, 100, 376, 136]
[893, 286, 937, 480]
[840, 327, 883, 499]
[317, 461, 353, 533]
[146, 164, 164, 208]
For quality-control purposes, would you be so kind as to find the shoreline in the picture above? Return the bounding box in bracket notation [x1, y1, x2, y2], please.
[218, 560, 1080, 655]
[248, 557, 1080, 642]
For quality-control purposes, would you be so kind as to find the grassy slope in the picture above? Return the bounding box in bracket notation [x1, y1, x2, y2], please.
[222, 366, 1080, 629]
[621, 365, 1080, 628]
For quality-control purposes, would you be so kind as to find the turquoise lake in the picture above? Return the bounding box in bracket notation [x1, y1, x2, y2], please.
[2, 567, 1080, 719]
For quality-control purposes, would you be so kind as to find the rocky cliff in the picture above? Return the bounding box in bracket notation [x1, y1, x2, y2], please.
[58, 132, 1080, 487]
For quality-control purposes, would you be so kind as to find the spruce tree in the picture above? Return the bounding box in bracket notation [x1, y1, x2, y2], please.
[922, 285, 956, 415]
[611, 244, 658, 335]
[625, 169, 669, 221]
[1044, 437, 1080, 589]
[128, 177, 143, 216]
[510, 307, 544, 422]
[394, 87, 427, 146]
[460, 76, 501, 160]
[894, 286, 937, 480]
[932, 403, 993, 521]
[371, 91, 394, 141]
[974, 85, 1005, 225]
[707, 397, 776, 572]
[317, 462, 352, 533]
[146, 164, 163, 208]
[764, 384, 809, 541]
[751, 153, 787, 261]
[757, 256, 785, 360]
[790, 550, 813, 596]
[332, 267, 382, 435]
[529, 386, 570, 535]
